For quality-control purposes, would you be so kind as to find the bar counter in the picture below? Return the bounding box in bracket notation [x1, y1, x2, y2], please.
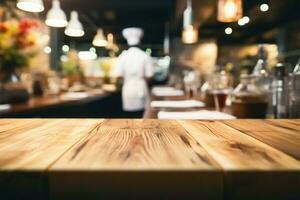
[0, 88, 122, 118]
[0, 119, 299, 200]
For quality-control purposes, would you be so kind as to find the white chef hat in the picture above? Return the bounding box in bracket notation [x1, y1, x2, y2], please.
[122, 27, 144, 46]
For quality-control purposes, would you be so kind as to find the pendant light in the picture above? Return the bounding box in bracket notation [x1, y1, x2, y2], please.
[106, 33, 114, 49]
[17, 0, 44, 13]
[65, 11, 85, 37]
[217, 0, 243, 22]
[106, 33, 119, 52]
[45, 0, 68, 27]
[163, 24, 170, 55]
[182, 26, 198, 44]
[182, 0, 198, 44]
[92, 28, 107, 47]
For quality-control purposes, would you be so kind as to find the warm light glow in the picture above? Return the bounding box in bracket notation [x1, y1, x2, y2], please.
[238, 16, 250, 26]
[62, 45, 69, 52]
[218, 0, 243, 22]
[243, 16, 250, 23]
[225, 27, 233, 35]
[89, 47, 96, 53]
[17, 0, 44, 13]
[92, 29, 108, 47]
[44, 46, 51, 54]
[182, 26, 198, 44]
[260, 3, 269, 12]
[224, 1, 236, 18]
[106, 33, 114, 49]
[238, 18, 245, 26]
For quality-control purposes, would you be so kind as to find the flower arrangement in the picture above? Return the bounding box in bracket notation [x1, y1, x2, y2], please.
[0, 18, 39, 81]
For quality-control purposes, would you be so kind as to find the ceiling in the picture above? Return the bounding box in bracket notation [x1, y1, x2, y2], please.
[39, 0, 300, 50]
[43, 0, 174, 46]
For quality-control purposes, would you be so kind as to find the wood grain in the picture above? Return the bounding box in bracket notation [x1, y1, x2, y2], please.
[49, 119, 223, 199]
[0, 119, 102, 200]
[51, 119, 220, 170]
[0, 119, 101, 170]
[0, 119, 299, 200]
[179, 120, 300, 169]
[223, 119, 300, 160]
[178, 120, 300, 200]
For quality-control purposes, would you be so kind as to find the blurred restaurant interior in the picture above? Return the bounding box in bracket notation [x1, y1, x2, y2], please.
[0, 0, 299, 119]
[1, 1, 300, 200]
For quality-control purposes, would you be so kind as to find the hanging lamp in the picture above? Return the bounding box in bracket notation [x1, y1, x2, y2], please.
[17, 0, 44, 13]
[45, 0, 67, 27]
[182, 0, 198, 44]
[65, 11, 84, 37]
[217, 0, 243, 22]
[92, 28, 107, 47]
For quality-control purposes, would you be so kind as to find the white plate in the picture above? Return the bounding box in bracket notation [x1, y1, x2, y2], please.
[158, 110, 236, 120]
[151, 100, 205, 108]
[60, 92, 89, 100]
[152, 87, 184, 97]
[0, 104, 11, 111]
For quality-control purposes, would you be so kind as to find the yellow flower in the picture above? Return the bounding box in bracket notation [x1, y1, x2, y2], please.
[0, 34, 14, 49]
[24, 32, 37, 46]
[4, 20, 20, 36]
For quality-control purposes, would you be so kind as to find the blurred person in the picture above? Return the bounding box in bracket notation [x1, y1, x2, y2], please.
[114, 27, 154, 118]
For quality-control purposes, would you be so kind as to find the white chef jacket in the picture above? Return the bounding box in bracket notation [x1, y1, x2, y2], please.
[114, 47, 154, 111]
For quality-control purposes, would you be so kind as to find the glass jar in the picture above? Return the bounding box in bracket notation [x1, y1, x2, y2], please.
[201, 71, 231, 108]
[183, 70, 201, 99]
[201, 74, 215, 107]
[231, 74, 268, 118]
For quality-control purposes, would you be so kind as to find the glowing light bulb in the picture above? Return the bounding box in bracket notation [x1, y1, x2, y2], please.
[225, 27, 233, 35]
[260, 3, 269, 12]
[224, 1, 237, 19]
[182, 26, 198, 44]
[217, 0, 243, 22]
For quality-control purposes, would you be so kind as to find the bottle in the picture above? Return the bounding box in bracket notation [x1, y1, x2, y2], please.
[293, 58, 300, 75]
[289, 59, 300, 118]
[201, 74, 215, 107]
[252, 44, 269, 77]
[231, 74, 268, 118]
[273, 63, 289, 118]
[252, 44, 273, 115]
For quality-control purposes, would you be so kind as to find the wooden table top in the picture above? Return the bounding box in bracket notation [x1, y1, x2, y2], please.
[0, 119, 299, 200]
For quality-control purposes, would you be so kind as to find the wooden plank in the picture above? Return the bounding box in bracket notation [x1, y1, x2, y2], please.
[223, 119, 300, 160]
[179, 120, 300, 169]
[266, 119, 300, 134]
[178, 120, 300, 200]
[0, 119, 101, 170]
[0, 119, 101, 200]
[51, 119, 220, 170]
[49, 119, 223, 200]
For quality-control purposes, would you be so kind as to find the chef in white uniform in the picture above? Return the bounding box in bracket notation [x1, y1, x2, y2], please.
[114, 27, 154, 118]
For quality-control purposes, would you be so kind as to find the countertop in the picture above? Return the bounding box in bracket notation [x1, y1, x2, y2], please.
[0, 119, 300, 200]
[0, 89, 109, 116]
